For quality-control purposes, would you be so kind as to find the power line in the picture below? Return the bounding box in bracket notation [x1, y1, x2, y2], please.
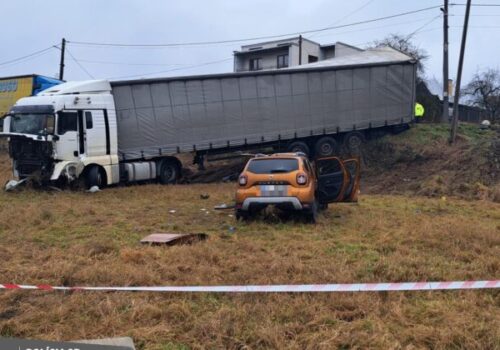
[76, 59, 191, 67]
[309, 0, 376, 38]
[407, 15, 442, 37]
[108, 57, 233, 80]
[67, 5, 441, 48]
[65, 48, 95, 79]
[308, 15, 439, 41]
[451, 3, 500, 6]
[0, 45, 57, 66]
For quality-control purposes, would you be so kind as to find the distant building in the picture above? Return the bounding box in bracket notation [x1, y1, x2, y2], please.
[233, 36, 362, 72]
[0, 74, 62, 117]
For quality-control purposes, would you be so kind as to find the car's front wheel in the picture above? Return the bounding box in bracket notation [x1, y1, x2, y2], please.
[235, 209, 252, 221]
[303, 200, 318, 223]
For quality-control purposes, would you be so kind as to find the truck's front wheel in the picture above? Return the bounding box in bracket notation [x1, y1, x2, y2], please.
[159, 160, 179, 184]
[86, 166, 105, 189]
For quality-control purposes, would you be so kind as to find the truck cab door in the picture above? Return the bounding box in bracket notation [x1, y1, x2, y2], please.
[316, 157, 360, 204]
[316, 157, 348, 204]
[83, 110, 107, 158]
[55, 111, 79, 161]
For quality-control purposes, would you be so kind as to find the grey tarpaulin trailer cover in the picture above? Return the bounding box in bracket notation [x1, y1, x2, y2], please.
[111, 46, 416, 160]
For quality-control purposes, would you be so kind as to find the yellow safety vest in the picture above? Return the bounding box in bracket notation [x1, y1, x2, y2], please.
[415, 103, 425, 118]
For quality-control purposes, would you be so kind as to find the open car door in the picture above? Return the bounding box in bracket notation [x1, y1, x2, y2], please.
[341, 158, 361, 202]
[316, 157, 360, 204]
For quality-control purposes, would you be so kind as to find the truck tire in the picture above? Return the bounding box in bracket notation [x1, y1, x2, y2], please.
[314, 136, 338, 157]
[86, 166, 105, 189]
[159, 160, 179, 184]
[344, 131, 365, 154]
[287, 141, 310, 157]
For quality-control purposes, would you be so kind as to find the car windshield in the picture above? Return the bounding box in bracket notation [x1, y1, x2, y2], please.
[10, 113, 55, 135]
[247, 158, 299, 174]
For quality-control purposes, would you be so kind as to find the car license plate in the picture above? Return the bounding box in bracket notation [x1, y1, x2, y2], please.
[260, 185, 287, 197]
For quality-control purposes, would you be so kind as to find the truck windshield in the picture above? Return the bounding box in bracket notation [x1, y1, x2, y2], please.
[247, 158, 299, 174]
[10, 113, 55, 135]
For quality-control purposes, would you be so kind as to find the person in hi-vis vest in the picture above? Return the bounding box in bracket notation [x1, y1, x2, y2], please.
[414, 102, 424, 123]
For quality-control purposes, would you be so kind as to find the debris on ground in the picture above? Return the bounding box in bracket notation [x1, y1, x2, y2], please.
[140, 233, 207, 245]
[73, 337, 135, 349]
[4, 178, 27, 191]
[214, 203, 235, 210]
[87, 186, 101, 193]
[200, 193, 210, 199]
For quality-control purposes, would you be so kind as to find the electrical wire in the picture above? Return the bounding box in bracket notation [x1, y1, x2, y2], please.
[76, 59, 191, 67]
[451, 3, 500, 6]
[65, 48, 95, 79]
[67, 5, 441, 48]
[309, 0, 376, 38]
[0, 45, 57, 66]
[108, 57, 233, 80]
[407, 14, 442, 37]
[307, 16, 440, 41]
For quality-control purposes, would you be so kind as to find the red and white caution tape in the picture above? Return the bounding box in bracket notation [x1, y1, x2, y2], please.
[0, 280, 498, 293]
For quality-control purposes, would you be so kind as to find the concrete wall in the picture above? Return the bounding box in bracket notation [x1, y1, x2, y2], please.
[335, 42, 363, 57]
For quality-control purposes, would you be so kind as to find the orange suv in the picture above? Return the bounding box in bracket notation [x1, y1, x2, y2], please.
[235, 153, 360, 222]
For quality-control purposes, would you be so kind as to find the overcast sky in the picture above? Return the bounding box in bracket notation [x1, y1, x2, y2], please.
[1, 0, 499, 89]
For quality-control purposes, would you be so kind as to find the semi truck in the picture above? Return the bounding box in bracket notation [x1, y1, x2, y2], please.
[1, 46, 416, 188]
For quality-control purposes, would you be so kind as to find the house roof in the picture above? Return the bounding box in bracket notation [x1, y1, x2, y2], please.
[233, 44, 291, 56]
[291, 46, 414, 70]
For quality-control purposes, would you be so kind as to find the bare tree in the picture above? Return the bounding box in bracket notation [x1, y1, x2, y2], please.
[371, 34, 429, 77]
[463, 68, 500, 123]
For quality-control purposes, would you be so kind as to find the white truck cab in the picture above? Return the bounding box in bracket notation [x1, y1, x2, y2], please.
[2, 80, 180, 188]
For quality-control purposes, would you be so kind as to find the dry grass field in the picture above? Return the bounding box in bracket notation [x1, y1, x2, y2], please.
[0, 125, 499, 349]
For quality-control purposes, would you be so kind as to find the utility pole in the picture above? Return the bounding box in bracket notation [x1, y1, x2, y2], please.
[298, 35, 303, 65]
[59, 38, 66, 81]
[450, 0, 471, 143]
[442, 0, 449, 123]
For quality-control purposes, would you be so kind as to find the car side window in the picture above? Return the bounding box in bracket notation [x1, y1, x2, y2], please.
[57, 112, 77, 135]
[317, 158, 342, 176]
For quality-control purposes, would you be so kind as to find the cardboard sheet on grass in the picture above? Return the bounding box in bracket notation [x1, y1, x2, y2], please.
[141, 233, 207, 245]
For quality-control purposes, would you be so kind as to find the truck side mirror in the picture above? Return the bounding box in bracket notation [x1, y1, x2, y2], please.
[1, 115, 11, 133]
[52, 134, 60, 141]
